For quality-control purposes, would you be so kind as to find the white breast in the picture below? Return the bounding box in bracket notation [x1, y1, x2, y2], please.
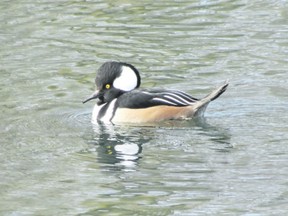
[91, 103, 104, 124]
[91, 99, 117, 124]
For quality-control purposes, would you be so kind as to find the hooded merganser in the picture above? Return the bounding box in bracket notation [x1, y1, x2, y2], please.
[83, 61, 228, 124]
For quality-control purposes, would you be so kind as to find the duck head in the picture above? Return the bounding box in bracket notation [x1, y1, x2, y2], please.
[83, 61, 141, 105]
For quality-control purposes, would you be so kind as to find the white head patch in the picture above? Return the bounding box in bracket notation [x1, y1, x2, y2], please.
[113, 65, 138, 91]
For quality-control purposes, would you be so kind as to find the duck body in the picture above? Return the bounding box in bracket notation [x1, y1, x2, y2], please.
[83, 61, 228, 124]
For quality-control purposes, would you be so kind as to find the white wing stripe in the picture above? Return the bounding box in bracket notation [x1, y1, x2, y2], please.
[169, 91, 197, 101]
[152, 98, 178, 106]
[163, 95, 188, 105]
[164, 93, 194, 104]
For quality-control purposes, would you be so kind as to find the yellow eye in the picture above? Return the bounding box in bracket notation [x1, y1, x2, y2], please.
[105, 84, 111, 89]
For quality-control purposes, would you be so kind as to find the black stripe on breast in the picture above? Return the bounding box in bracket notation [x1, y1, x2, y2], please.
[97, 103, 110, 120]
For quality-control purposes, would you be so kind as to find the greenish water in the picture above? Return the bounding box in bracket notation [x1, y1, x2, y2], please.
[1, 0, 288, 215]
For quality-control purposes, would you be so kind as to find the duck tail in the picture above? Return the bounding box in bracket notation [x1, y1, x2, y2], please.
[194, 81, 229, 116]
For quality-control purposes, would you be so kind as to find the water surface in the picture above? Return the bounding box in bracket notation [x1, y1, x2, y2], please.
[1, 0, 288, 215]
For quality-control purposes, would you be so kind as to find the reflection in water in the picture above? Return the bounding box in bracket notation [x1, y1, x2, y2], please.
[74, 118, 233, 215]
[87, 123, 152, 171]
[79, 117, 231, 172]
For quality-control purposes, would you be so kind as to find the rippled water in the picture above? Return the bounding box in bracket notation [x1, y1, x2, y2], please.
[1, 0, 288, 215]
